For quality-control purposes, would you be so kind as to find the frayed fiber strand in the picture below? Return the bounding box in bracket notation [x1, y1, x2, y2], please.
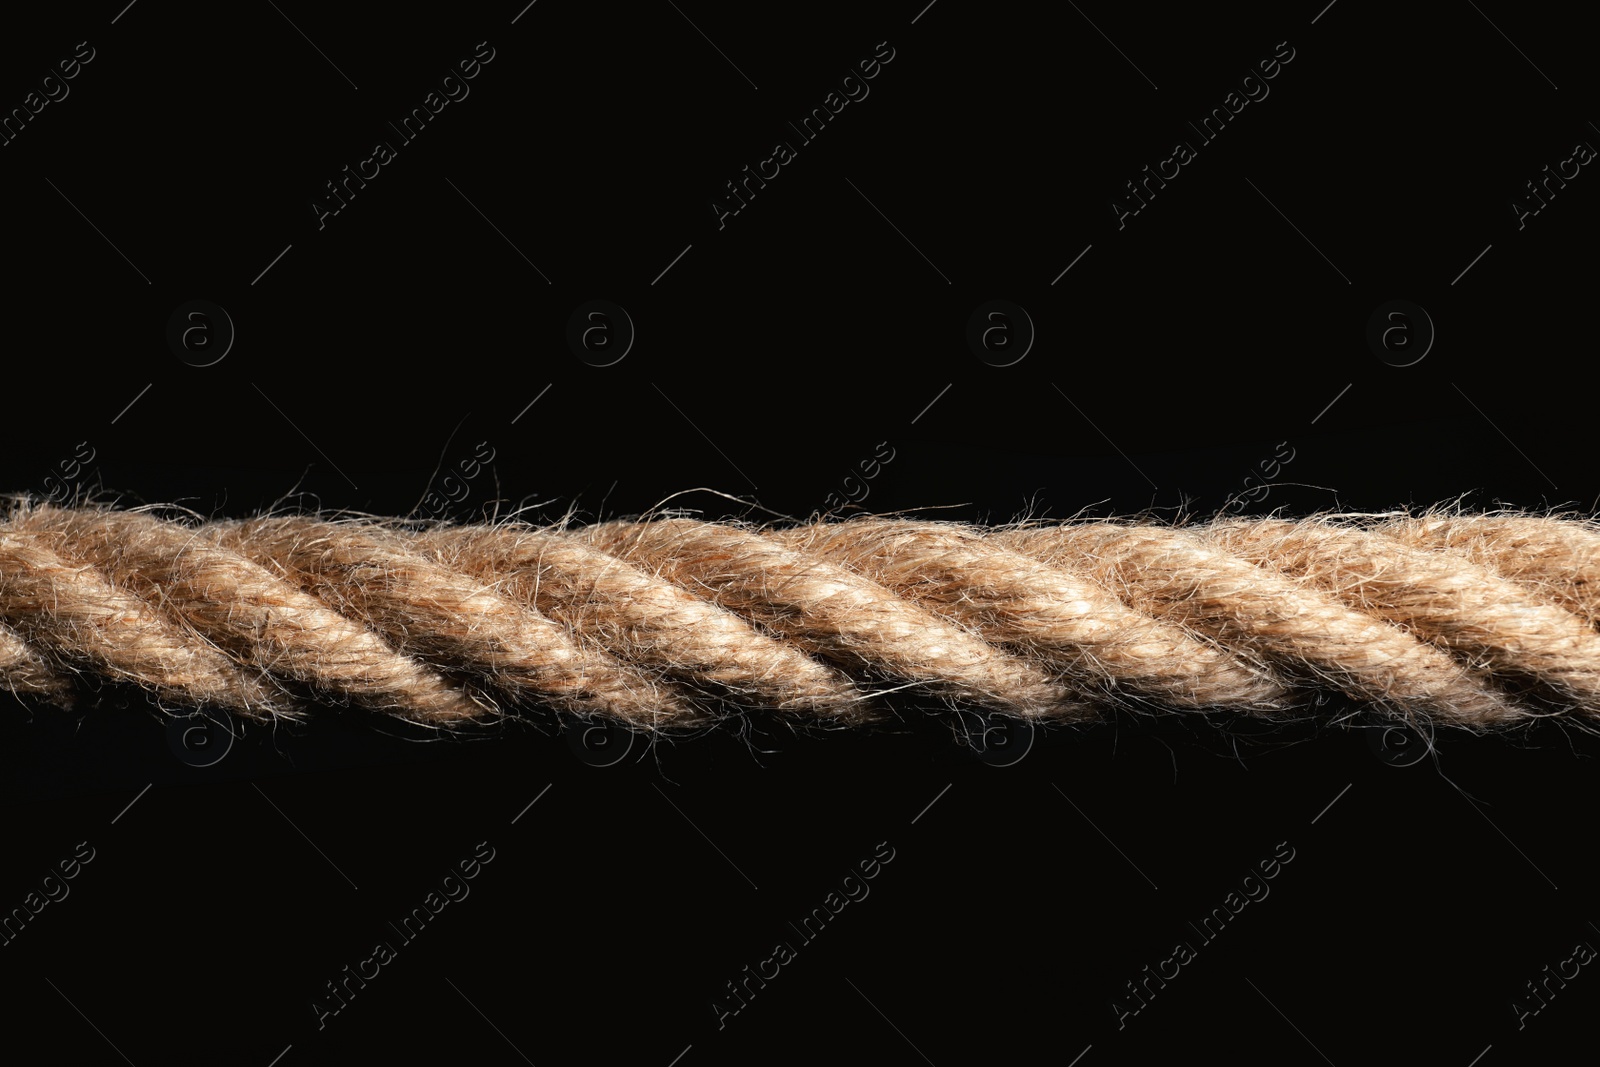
[5, 500, 1600, 735]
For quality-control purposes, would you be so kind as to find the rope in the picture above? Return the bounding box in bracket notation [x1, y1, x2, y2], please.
[4, 500, 1600, 734]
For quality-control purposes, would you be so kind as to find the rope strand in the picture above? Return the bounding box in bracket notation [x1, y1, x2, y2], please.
[4, 500, 1600, 733]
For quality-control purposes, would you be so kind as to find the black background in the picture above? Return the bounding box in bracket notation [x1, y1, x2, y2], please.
[2, 2, 1596, 1063]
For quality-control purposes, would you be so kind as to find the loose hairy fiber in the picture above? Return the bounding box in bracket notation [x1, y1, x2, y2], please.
[5, 498, 1600, 736]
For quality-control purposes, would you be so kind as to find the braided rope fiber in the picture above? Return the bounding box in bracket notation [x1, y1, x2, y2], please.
[4, 499, 1600, 734]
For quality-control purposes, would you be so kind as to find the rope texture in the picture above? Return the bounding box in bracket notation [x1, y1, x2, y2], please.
[4, 501, 1600, 733]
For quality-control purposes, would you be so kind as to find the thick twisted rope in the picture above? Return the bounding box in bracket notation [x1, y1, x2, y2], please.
[4, 500, 1600, 734]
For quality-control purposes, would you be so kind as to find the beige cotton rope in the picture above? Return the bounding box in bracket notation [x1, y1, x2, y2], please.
[3, 499, 1600, 734]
